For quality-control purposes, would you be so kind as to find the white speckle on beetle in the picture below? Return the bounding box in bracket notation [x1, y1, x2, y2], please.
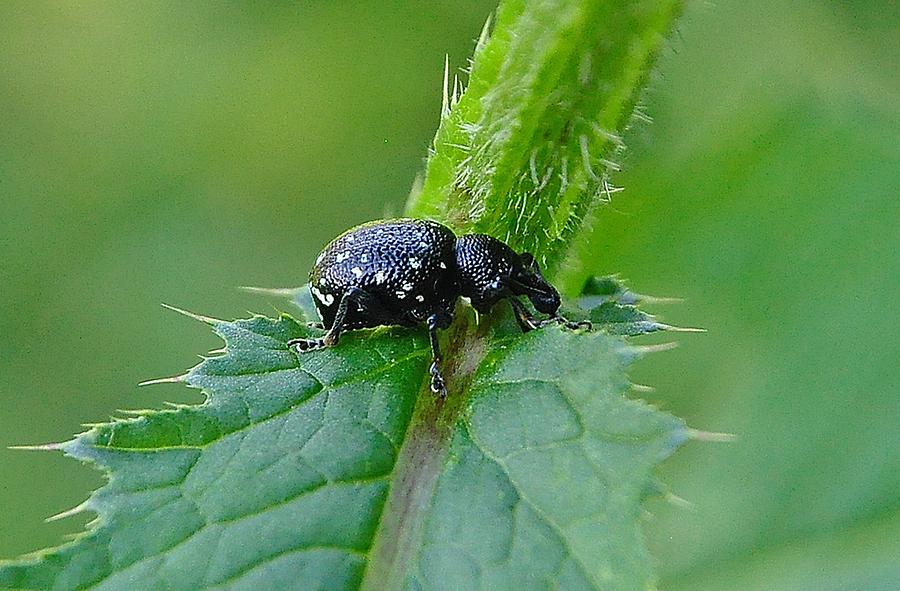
[419, 241, 428, 248]
[336, 252, 349, 263]
[415, 294, 425, 302]
[346, 235, 355, 242]
[395, 291, 406, 299]
[408, 257, 421, 269]
[375, 271, 386, 284]
[318, 278, 326, 286]
[402, 282, 413, 291]
[360, 254, 369, 262]
[351, 266, 364, 278]
[311, 286, 334, 307]
[439, 262, 447, 269]
[316, 252, 325, 265]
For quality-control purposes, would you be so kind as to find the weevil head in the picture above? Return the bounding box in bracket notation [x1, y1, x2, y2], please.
[455, 234, 561, 315]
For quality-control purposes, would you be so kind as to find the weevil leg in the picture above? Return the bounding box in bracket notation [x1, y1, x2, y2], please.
[508, 297, 541, 332]
[538, 315, 593, 331]
[504, 288, 590, 332]
[502, 278, 590, 331]
[564, 318, 592, 330]
[288, 287, 373, 353]
[287, 336, 326, 352]
[482, 278, 541, 333]
[426, 313, 448, 398]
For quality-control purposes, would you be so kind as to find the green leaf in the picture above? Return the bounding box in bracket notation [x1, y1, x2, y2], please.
[0, 295, 687, 590]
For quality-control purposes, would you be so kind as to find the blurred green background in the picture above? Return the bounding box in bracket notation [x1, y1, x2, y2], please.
[1, 1, 896, 589]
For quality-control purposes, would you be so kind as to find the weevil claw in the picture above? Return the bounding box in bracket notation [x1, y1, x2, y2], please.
[429, 361, 447, 398]
[288, 338, 326, 353]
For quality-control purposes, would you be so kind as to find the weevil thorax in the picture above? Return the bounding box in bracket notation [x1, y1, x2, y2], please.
[454, 233, 561, 314]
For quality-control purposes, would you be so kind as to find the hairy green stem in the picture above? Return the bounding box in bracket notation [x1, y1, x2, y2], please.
[407, 0, 682, 280]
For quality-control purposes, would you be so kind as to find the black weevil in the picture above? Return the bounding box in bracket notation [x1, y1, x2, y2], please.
[288, 219, 588, 396]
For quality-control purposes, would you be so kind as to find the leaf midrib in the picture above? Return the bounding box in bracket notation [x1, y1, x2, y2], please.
[360, 312, 490, 590]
